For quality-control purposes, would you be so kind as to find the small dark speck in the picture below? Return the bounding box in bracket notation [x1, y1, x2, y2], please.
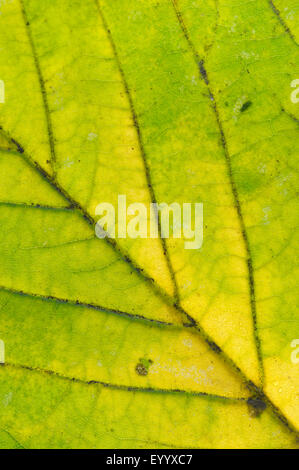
[240, 101, 252, 113]
[207, 340, 222, 354]
[198, 60, 208, 84]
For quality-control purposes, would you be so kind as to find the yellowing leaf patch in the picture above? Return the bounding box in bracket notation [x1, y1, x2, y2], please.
[0, 0, 298, 449]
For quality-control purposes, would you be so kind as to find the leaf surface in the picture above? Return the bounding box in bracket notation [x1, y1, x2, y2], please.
[0, 0, 298, 448]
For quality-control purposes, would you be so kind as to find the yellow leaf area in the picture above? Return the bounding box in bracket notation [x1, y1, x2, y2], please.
[0, 0, 298, 449]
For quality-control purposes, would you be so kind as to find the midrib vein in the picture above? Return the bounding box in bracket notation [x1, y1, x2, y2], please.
[170, 0, 264, 386]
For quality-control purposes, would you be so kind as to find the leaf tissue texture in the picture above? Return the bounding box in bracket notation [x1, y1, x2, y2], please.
[0, 0, 298, 449]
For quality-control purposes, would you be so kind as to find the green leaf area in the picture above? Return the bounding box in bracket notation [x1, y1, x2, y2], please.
[0, 0, 298, 448]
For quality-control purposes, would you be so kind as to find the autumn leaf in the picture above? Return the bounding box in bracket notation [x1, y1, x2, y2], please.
[0, 0, 298, 449]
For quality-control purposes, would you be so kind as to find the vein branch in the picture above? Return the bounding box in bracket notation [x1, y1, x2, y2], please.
[0, 284, 173, 327]
[0, 201, 74, 211]
[0, 428, 25, 449]
[19, 0, 57, 175]
[2, 360, 299, 440]
[267, 0, 298, 46]
[281, 107, 299, 125]
[95, 0, 180, 303]
[170, 0, 265, 387]
[1, 362, 246, 402]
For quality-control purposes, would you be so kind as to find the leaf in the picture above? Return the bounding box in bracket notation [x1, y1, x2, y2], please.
[0, 0, 298, 449]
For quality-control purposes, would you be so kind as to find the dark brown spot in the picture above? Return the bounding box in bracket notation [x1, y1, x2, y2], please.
[247, 397, 267, 417]
[240, 101, 252, 113]
[135, 358, 153, 376]
[135, 363, 148, 376]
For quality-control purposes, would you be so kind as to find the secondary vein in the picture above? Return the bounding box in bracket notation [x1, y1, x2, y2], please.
[0, 284, 173, 327]
[2, 362, 246, 402]
[268, 0, 298, 46]
[19, 0, 57, 176]
[170, 0, 265, 386]
[95, 0, 180, 304]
